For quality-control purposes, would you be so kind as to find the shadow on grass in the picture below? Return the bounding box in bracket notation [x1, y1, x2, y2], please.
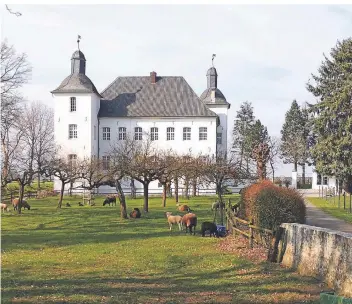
[2, 262, 322, 304]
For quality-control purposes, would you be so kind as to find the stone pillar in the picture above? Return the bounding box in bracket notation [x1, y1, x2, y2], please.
[292, 171, 297, 189]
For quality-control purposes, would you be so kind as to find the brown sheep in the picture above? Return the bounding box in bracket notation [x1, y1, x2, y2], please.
[130, 208, 141, 218]
[181, 213, 197, 235]
[176, 204, 191, 212]
[12, 198, 31, 211]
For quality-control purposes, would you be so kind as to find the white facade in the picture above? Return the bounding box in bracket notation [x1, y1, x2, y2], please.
[52, 48, 229, 194]
[312, 171, 337, 190]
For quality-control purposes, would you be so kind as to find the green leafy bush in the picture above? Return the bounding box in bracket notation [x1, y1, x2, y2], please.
[239, 180, 306, 230]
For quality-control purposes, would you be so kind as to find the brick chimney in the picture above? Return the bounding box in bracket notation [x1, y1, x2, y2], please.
[150, 71, 157, 84]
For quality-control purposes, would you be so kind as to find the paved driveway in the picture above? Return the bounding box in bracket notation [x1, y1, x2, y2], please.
[305, 199, 352, 234]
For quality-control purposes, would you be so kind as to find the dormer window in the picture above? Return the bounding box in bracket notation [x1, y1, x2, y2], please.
[70, 97, 76, 112]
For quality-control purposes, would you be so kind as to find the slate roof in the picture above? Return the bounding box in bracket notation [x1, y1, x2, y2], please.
[200, 88, 230, 106]
[99, 76, 217, 117]
[51, 73, 102, 97]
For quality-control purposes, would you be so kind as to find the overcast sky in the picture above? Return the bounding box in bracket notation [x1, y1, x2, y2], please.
[2, 4, 352, 176]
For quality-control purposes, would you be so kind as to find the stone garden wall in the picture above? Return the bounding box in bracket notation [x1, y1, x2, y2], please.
[278, 223, 352, 297]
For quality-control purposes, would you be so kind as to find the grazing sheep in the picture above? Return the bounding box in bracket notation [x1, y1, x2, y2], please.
[1, 203, 9, 213]
[176, 203, 191, 212]
[165, 212, 183, 231]
[78, 202, 84, 206]
[181, 213, 197, 235]
[200, 221, 219, 237]
[12, 198, 31, 211]
[130, 208, 141, 218]
[103, 196, 117, 206]
[90, 202, 95, 206]
[66, 203, 71, 207]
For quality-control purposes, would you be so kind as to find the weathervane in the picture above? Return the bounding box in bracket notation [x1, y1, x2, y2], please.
[77, 35, 82, 50]
[212, 54, 216, 67]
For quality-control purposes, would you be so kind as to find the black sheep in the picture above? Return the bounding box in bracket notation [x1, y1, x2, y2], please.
[200, 221, 219, 237]
[78, 202, 84, 206]
[103, 196, 117, 206]
[66, 203, 71, 207]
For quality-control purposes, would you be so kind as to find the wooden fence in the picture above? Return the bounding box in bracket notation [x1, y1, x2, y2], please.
[226, 201, 274, 249]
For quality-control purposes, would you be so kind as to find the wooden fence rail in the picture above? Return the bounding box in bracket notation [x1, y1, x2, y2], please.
[226, 201, 274, 249]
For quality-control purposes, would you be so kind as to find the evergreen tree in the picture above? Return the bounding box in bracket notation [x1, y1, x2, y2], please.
[280, 100, 307, 172]
[232, 101, 255, 172]
[307, 38, 352, 192]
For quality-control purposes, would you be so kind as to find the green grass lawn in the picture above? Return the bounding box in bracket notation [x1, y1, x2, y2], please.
[307, 197, 352, 224]
[3, 181, 54, 194]
[2, 195, 324, 303]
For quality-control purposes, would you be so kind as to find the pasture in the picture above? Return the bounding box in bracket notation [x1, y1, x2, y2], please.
[1, 195, 324, 303]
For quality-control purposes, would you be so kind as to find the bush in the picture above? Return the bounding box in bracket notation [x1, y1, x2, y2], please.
[239, 180, 305, 230]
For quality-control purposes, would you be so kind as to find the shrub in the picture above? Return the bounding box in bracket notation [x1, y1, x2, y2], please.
[239, 180, 305, 230]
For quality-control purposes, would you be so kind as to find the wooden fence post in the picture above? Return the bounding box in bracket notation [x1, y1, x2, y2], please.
[249, 219, 254, 248]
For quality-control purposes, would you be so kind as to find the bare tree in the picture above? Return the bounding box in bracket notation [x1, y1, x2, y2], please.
[46, 155, 79, 208]
[1, 40, 31, 187]
[267, 137, 281, 183]
[202, 151, 246, 225]
[31, 102, 55, 189]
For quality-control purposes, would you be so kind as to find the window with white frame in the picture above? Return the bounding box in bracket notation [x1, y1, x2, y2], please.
[216, 132, 222, 144]
[317, 174, 322, 185]
[151, 127, 158, 141]
[166, 127, 174, 141]
[103, 127, 110, 140]
[183, 127, 191, 141]
[119, 127, 126, 140]
[102, 156, 110, 170]
[323, 176, 328, 185]
[69, 124, 77, 139]
[134, 127, 142, 140]
[199, 127, 207, 140]
[70, 97, 76, 112]
[68, 154, 77, 168]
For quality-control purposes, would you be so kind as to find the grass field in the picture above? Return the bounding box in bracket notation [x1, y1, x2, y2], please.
[1, 195, 325, 303]
[3, 181, 54, 194]
[307, 197, 352, 224]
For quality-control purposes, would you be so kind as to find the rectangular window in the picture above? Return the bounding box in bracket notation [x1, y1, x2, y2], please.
[217, 132, 222, 144]
[70, 97, 76, 112]
[69, 124, 77, 139]
[119, 127, 126, 140]
[103, 127, 110, 141]
[166, 127, 174, 141]
[94, 125, 96, 140]
[68, 154, 77, 168]
[134, 127, 142, 140]
[199, 127, 207, 141]
[317, 174, 322, 185]
[151, 127, 158, 141]
[102, 156, 110, 170]
[323, 176, 328, 185]
[183, 127, 191, 141]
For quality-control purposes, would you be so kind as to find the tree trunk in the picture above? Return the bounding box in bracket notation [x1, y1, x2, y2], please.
[271, 162, 275, 183]
[166, 182, 172, 198]
[175, 176, 179, 203]
[58, 181, 65, 209]
[162, 183, 167, 207]
[116, 179, 128, 219]
[192, 178, 197, 197]
[217, 184, 224, 226]
[18, 183, 25, 214]
[130, 179, 136, 199]
[143, 182, 149, 213]
[37, 173, 41, 190]
[294, 162, 298, 172]
[184, 177, 189, 199]
[301, 164, 306, 185]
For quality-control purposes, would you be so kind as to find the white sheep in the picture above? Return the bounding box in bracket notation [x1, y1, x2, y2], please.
[165, 212, 183, 231]
[1, 203, 9, 213]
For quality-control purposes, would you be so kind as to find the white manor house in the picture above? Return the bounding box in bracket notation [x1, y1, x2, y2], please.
[52, 47, 230, 194]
